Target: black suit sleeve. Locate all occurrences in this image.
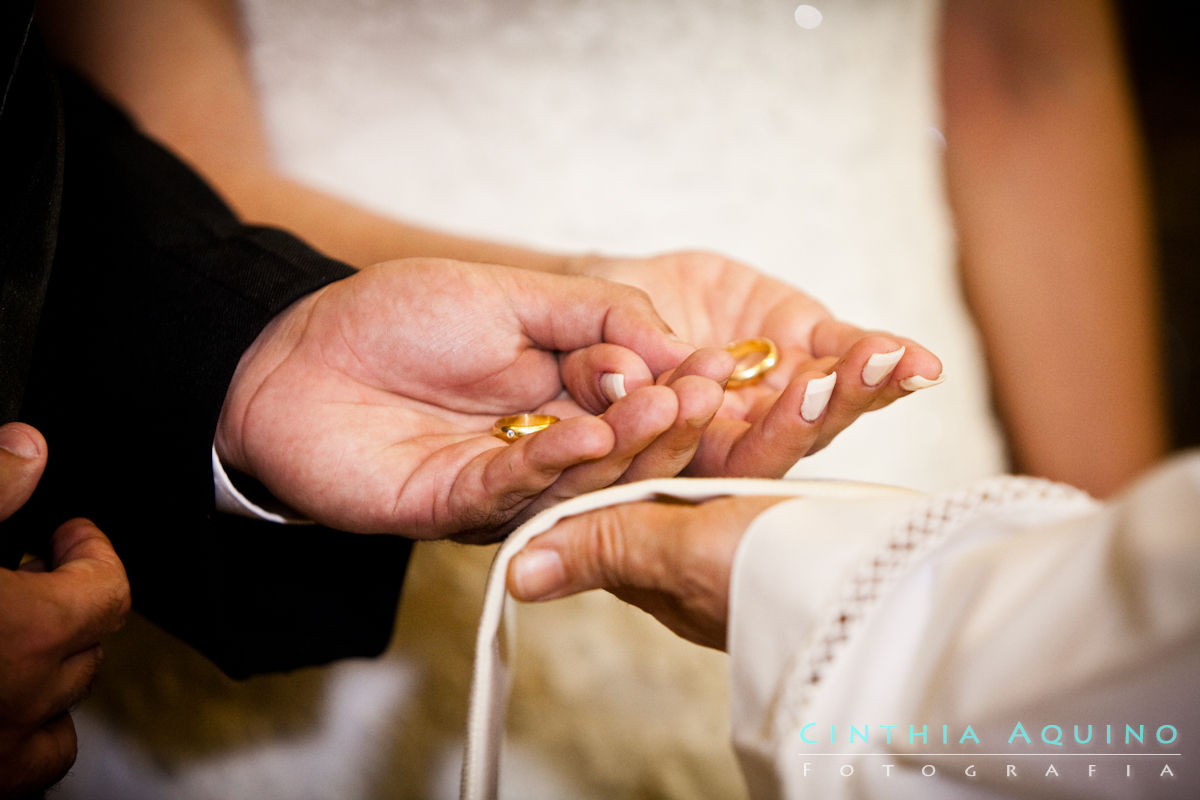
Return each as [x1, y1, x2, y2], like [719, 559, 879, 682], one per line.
[15, 70, 411, 679]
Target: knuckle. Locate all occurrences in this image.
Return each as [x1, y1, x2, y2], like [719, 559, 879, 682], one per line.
[108, 581, 133, 627]
[660, 434, 701, 466]
[591, 516, 629, 588]
[41, 716, 80, 783]
[586, 504, 660, 589]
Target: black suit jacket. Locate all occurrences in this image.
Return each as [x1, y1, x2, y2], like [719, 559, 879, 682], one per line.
[2, 5, 410, 678]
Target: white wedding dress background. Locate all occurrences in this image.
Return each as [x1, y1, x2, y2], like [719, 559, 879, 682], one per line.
[62, 1, 1007, 798]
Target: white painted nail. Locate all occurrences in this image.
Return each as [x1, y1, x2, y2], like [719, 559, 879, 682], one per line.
[600, 373, 627, 403]
[861, 346, 905, 387]
[801, 372, 837, 422]
[899, 374, 945, 392]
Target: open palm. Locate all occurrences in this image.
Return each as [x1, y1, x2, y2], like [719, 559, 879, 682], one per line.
[216, 258, 712, 541]
[575, 251, 945, 476]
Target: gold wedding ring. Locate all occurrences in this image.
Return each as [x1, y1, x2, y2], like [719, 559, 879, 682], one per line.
[492, 413, 560, 442]
[725, 337, 779, 389]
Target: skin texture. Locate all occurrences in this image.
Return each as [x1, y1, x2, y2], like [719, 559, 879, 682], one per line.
[940, 0, 1167, 495]
[0, 423, 131, 799]
[39, 1, 945, 519]
[506, 495, 784, 650]
[215, 258, 939, 541]
[39, 0, 1167, 498]
[215, 258, 720, 540]
[568, 251, 944, 477]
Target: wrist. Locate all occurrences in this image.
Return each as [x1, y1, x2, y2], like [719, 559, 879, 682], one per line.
[216, 286, 324, 475]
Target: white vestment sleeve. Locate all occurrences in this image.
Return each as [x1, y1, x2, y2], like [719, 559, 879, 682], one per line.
[728, 453, 1200, 800]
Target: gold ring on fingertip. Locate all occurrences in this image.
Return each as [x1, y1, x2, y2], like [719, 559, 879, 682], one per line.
[492, 413, 560, 442]
[724, 337, 779, 389]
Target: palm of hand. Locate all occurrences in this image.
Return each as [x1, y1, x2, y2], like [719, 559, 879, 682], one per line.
[588, 250, 826, 338]
[582, 252, 833, 421]
[218, 259, 686, 539]
[578, 251, 943, 477]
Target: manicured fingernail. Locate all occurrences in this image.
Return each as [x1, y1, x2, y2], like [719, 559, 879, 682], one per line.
[510, 549, 567, 601]
[600, 373, 627, 402]
[861, 346, 905, 387]
[899, 374, 945, 391]
[800, 372, 837, 422]
[0, 425, 40, 460]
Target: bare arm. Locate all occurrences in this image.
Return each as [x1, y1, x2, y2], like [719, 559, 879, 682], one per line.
[37, 0, 567, 271]
[39, 0, 948, 486]
[940, 0, 1168, 496]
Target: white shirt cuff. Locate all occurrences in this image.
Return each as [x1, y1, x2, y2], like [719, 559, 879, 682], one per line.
[211, 445, 312, 524]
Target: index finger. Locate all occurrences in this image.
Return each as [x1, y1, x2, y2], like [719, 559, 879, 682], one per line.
[811, 318, 944, 387]
[503, 269, 696, 377]
[46, 518, 131, 652]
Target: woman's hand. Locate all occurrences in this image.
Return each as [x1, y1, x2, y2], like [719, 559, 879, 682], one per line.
[570, 251, 945, 477]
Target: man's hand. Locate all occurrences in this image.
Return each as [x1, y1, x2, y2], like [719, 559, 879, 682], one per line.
[0, 423, 131, 799]
[506, 495, 787, 649]
[216, 258, 732, 541]
[571, 251, 946, 476]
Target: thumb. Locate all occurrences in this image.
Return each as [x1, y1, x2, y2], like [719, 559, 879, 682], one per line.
[0, 422, 48, 521]
[507, 502, 683, 602]
[507, 496, 782, 650]
[47, 518, 132, 647]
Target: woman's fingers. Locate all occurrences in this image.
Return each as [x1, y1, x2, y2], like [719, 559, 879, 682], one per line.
[689, 368, 837, 477]
[811, 319, 944, 393]
[559, 343, 656, 414]
[687, 330, 946, 477]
